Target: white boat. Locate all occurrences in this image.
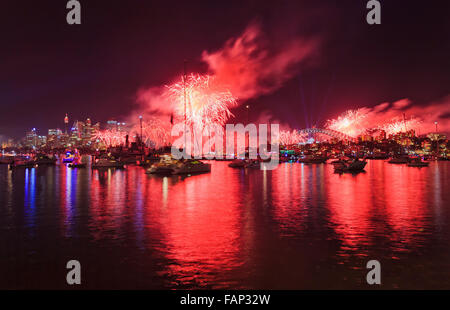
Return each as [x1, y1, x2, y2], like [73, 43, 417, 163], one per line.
[146, 155, 179, 174]
[147, 155, 211, 175]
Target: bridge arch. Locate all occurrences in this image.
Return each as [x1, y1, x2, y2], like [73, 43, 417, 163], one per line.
[298, 128, 357, 142]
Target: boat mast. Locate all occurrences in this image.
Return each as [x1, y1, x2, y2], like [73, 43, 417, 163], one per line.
[184, 60, 187, 155]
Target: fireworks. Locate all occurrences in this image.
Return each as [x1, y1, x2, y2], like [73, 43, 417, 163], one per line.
[326, 107, 423, 138]
[325, 109, 368, 137]
[165, 74, 237, 129]
[132, 117, 171, 149]
[93, 129, 127, 147]
[278, 130, 308, 145]
[379, 118, 422, 135]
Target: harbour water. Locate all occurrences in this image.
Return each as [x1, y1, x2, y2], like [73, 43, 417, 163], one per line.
[1, 160, 449, 289]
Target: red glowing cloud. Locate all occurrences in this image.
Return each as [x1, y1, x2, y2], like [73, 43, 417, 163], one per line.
[202, 22, 319, 100]
[133, 22, 319, 127]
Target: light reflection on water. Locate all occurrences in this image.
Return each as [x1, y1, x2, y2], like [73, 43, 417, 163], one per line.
[0, 160, 449, 289]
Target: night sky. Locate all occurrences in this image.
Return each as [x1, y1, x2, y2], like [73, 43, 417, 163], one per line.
[1, 0, 449, 139]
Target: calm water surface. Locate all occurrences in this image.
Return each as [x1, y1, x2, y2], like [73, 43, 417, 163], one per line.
[1, 160, 449, 289]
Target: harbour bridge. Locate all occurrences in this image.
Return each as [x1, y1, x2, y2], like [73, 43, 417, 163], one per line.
[297, 128, 357, 143]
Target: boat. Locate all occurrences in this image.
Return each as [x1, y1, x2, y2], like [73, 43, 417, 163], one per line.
[35, 154, 57, 165]
[407, 158, 429, 167]
[119, 155, 140, 165]
[366, 152, 389, 160]
[388, 156, 410, 164]
[92, 155, 124, 169]
[0, 155, 14, 164]
[10, 157, 36, 169]
[215, 155, 234, 161]
[139, 154, 161, 167]
[245, 160, 261, 169]
[68, 154, 86, 168]
[330, 157, 351, 165]
[62, 151, 75, 163]
[68, 163, 86, 168]
[146, 155, 179, 174]
[172, 159, 211, 175]
[334, 158, 367, 173]
[298, 155, 328, 164]
[228, 159, 247, 168]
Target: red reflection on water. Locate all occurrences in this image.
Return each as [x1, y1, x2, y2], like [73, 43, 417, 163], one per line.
[59, 165, 75, 237]
[326, 160, 429, 253]
[145, 163, 244, 288]
[271, 163, 307, 235]
[381, 163, 428, 249]
[326, 163, 372, 249]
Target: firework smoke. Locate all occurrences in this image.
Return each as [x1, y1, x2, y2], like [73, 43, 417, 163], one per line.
[135, 22, 318, 125]
[202, 22, 318, 101]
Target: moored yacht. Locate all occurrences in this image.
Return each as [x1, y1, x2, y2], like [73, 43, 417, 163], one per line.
[334, 158, 367, 173]
[0, 155, 14, 164]
[35, 154, 57, 165]
[407, 158, 429, 167]
[146, 155, 179, 174]
[172, 159, 211, 175]
[92, 155, 124, 169]
[10, 156, 36, 169]
[228, 159, 247, 168]
[388, 156, 410, 164]
[298, 155, 328, 164]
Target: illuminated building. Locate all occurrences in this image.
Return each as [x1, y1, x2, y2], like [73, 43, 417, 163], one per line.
[64, 113, 69, 134]
[67, 118, 100, 147]
[25, 128, 38, 148]
[376, 130, 386, 141]
[47, 128, 63, 148]
[359, 134, 373, 142]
